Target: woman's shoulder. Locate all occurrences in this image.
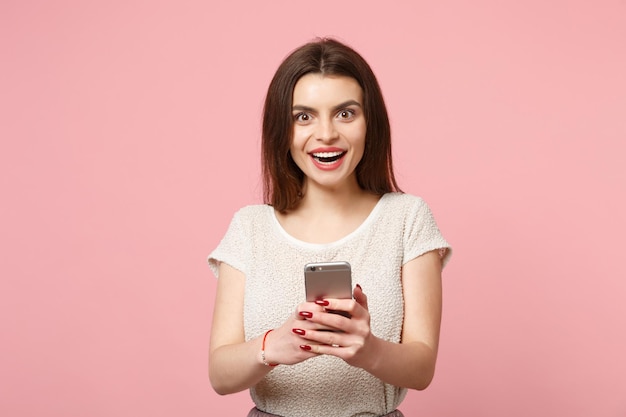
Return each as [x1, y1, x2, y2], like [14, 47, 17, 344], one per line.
[231, 203, 273, 223]
[234, 203, 271, 215]
[381, 192, 428, 210]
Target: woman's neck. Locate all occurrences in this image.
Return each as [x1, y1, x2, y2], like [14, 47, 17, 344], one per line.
[275, 179, 382, 244]
[296, 179, 371, 216]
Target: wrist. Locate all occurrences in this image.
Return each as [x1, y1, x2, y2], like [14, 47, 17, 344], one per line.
[260, 329, 279, 367]
[360, 333, 384, 371]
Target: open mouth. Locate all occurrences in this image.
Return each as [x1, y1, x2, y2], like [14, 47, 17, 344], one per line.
[310, 151, 346, 164]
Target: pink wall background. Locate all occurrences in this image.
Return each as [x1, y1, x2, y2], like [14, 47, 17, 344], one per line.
[1, 1, 625, 416]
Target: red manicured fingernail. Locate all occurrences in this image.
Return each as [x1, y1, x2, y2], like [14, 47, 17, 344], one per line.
[300, 345, 312, 351]
[315, 300, 329, 306]
[292, 328, 305, 335]
[299, 311, 313, 318]
[356, 283, 362, 290]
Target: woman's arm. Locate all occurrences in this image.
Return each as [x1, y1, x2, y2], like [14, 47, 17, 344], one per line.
[209, 262, 321, 394]
[209, 263, 272, 395]
[366, 249, 443, 389]
[293, 250, 443, 390]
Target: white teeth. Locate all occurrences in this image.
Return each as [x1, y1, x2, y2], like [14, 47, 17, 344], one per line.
[312, 151, 344, 158]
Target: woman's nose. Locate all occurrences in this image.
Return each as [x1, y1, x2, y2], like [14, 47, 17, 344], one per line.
[315, 119, 339, 142]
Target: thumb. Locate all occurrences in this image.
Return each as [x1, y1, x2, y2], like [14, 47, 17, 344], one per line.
[353, 284, 369, 311]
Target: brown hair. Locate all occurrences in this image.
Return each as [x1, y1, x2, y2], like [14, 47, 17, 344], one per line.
[262, 38, 401, 212]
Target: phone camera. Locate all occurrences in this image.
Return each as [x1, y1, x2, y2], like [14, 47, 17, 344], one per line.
[310, 266, 316, 271]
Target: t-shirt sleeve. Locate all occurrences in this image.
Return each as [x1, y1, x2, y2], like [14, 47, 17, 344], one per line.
[402, 197, 452, 267]
[207, 210, 250, 278]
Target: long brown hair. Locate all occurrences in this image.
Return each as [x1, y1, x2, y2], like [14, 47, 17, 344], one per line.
[262, 38, 401, 212]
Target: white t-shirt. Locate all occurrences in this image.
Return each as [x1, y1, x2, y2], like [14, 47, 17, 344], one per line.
[209, 192, 452, 417]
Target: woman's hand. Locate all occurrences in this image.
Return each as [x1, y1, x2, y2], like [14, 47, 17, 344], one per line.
[290, 284, 379, 369]
[261, 299, 335, 366]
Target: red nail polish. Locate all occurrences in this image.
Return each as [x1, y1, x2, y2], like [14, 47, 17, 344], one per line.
[356, 283, 362, 290]
[315, 300, 330, 306]
[299, 311, 313, 318]
[292, 328, 305, 335]
[300, 345, 312, 351]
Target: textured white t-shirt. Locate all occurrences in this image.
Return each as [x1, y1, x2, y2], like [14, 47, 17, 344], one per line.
[208, 193, 452, 417]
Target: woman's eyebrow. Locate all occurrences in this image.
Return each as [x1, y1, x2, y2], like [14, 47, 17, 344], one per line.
[292, 104, 316, 113]
[332, 100, 362, 111]
[292, 100, 363, 113]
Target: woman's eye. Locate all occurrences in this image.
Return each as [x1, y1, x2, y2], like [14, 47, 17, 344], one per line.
[294, 113, 310, 122]
[338, 110, 355, 120]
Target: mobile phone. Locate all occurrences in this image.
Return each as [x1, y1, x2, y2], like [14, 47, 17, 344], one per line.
[304, 261, 352, 319]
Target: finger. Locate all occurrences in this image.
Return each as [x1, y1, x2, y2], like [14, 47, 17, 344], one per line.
[310, 302, 355, 329]
[303, 327, 349, 347]
[292, 328, 334, 339]
[325, 333, 343, 348]
[294, 306, 306, 320]
[296, 310, 313, 320]
[353, 283, 368, 311]
[295, 301, 325, 320]
[316, 298, 353, 314]
[306, 342, 343, 355]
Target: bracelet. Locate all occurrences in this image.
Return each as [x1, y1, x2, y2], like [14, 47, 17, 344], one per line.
[261, 329, 278, 367]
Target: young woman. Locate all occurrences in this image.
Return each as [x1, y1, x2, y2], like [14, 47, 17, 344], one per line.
[208, 38, 451, 417]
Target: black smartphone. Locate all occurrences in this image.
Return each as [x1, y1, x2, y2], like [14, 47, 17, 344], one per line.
[304, 261, 352, 319]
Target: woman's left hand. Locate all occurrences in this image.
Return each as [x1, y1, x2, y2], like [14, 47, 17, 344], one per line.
[291, 284, 378, 369]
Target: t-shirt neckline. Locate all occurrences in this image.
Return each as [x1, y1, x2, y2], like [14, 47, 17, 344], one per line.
[269, 193, 390, 250]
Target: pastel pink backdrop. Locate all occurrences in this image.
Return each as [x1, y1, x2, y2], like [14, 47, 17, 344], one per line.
[1, 1, 625, 416]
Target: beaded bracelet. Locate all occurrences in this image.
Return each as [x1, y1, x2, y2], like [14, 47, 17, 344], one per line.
[261, 329, 278, 367]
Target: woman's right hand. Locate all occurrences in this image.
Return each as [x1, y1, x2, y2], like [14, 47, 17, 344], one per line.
[210, 263, 336, 394]
[262, 300, 328, 366]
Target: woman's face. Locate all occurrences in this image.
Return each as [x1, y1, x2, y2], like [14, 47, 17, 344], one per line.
[290, 73, 366, 192]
